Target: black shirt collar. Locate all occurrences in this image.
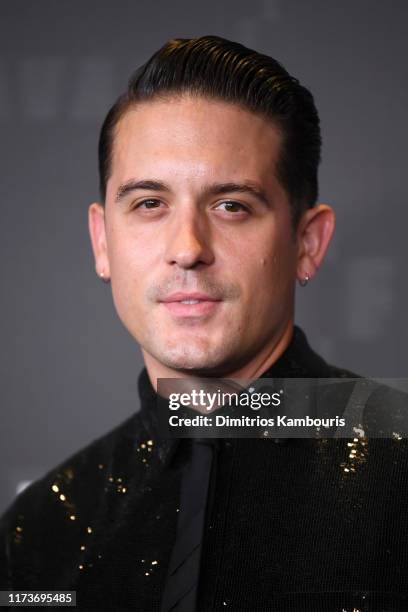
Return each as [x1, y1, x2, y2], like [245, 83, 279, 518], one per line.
[136, 326, 330, 464]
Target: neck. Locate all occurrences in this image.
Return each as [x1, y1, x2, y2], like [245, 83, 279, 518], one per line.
[142, 321, 294, 392]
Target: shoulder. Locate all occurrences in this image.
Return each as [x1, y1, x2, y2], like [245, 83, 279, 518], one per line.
[300, 332, 408, 436]
[1, 410, 141, 516]
[0, 411, 146, 587]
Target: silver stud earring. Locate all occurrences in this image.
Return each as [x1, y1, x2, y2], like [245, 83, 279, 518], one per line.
[99, 271, 110, 284]
[299, 273, 309, 287]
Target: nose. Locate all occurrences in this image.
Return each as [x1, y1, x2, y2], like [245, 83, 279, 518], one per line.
[165, 210, 214, 270]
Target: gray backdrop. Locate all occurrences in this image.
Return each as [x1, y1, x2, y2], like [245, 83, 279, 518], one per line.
[1, 0, 407, 513]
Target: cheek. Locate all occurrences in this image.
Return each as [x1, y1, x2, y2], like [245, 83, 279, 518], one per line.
[107, 223, 155, 278]
[107, 239, 145, 314]
[236, 245, 297, 311]
[234, 232, 295, 280]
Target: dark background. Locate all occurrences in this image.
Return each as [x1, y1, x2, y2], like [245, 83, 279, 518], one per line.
[1, 0, 407, 513]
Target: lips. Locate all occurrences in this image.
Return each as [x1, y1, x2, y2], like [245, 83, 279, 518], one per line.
[160, 292, 222, 317]
[161, 292, 220, 303]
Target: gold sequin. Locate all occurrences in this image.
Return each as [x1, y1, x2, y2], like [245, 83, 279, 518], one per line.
[340, 438, 368, 475]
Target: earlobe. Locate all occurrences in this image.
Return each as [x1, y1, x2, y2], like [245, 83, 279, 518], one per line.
[88, 202, 111, 280]
[296, 204, 335, 283]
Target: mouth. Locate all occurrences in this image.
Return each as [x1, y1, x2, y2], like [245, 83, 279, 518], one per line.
[159, 292, 222, 318]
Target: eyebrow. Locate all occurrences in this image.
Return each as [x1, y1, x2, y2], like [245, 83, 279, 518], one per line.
[115, 179, 170, 202]
[206, 182, 270, 208]
[115, 178, 271, 208]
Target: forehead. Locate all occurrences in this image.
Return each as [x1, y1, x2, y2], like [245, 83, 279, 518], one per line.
[108, 95, 284, 197]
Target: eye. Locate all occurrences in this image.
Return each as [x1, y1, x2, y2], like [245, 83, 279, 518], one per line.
[132, 198, 163, 210]
[215, 200, 249, 214]
[128, 198, 168, 219]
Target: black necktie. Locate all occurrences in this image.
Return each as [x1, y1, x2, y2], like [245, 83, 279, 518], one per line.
[160, 438, 219, 612]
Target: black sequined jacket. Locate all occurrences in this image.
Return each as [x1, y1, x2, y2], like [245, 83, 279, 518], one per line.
[1, 327, 408, 611]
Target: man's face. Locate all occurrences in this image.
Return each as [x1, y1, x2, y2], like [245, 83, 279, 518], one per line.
[95, 95, 301, 375]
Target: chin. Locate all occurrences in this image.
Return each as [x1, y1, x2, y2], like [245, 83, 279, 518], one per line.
[155, 342, 229, 373]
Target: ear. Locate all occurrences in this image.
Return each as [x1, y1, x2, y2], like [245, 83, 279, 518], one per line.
[296, 204, 335, 282]
[88, 202, 111, 280]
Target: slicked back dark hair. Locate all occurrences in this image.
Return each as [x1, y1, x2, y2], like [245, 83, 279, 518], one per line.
[98, 35, 321, 226]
